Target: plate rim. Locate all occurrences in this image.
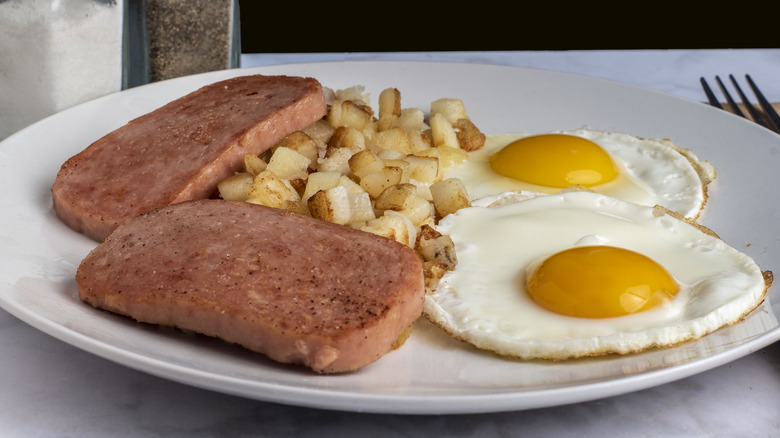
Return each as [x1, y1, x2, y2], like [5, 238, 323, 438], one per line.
[1, 59, 779, 415]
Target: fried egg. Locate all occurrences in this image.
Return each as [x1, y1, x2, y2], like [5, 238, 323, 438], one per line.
[444, 128, 716, 219]
[424, 191, 770, 360]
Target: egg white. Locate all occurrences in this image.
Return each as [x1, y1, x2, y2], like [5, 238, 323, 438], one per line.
[424, 191, 769, 360]
[443, 128, 716, 219]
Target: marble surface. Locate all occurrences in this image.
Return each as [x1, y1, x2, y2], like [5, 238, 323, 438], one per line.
[2, 49, 780, 437]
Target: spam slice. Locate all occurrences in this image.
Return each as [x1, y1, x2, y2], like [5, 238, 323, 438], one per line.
[52, 74, 327, 242]
[76, 199, 426, 374]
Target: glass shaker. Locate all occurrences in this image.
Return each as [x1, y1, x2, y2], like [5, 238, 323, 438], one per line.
[142, 0, 241, 83]
[0, 0, 126, 140]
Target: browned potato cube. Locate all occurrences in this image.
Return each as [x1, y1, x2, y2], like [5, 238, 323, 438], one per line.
[302, 119, 336, 150]
[454, 118, 486, 152]
[243, 154, 268, 176]
[374, 183, 417, 211]
[281, 199, 310, 216]
[266, 146, 311, 181]
[302, 171, 342, 202]
[377, 87, 401, 131]
[274, 131, 320, 165]
[359, 165, 404, 198]
[328, 99, 375, 135]
[248, 170, 301, 209]
[381, 158, 411, 183]
[326, 126, 366, 155]
[348, 149, 384, 178]
[430, 113, 460, 149]
[319, 147, 355, 174]
[405, 154, 441, 183]
[217, 172, 253, 201]
[307, 185, 351, 225]
[422, 260, 450, 291]
[430, 177, 471, 218]
[369, 127, 412, 155]
[430, 98, 468, 124]
[416, 224, 458, 268]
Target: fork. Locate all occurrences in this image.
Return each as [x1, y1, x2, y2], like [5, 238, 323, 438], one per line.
[700, 74, 780, 133]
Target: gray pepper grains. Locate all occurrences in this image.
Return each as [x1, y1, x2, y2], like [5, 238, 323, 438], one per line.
[144, 0, 240, 82]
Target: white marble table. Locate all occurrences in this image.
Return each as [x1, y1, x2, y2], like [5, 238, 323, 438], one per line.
[2, 49, 779, 437]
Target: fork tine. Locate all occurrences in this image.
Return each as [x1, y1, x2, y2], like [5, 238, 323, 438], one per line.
[701, 74, 780, 134]
[700, 77, 723, 109]
[728, 74, 769, 129]
[745, 74, 780, 132]
[716, 76, 746, 118]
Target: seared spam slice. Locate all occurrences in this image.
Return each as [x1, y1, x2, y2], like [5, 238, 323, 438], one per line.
[52, 74, 327, 241]
[76, 199, 425, 374]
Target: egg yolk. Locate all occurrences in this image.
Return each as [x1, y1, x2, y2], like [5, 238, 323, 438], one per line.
[489, 134, 619, 188]
[526, 246, 679, 318]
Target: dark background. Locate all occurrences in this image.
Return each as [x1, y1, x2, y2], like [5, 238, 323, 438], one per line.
[237, 1, 780, 53]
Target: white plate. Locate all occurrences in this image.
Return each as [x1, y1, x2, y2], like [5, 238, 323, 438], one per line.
[1, 61, 779, 415]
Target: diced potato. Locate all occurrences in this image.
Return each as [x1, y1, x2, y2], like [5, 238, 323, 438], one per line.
[359, 165, 404, 198]
[369, 127, 412, 155]
[422, 260, 450, 291]
[213, 85, 480, 275]
[407, 129, 432, 153]
[217, 172, 253, 201]
[374, 183, 417, 211]
[409, 180, 433, 201]
[280, 199, 310, 215]
[347, 221, 368, 230]
[302, 119, 336, 150]
[274, 131, 320, 166]
[348, 149, 384, 179]
[454, 118, 486, 152]
[436, 145, 469, 167]
[318, 146, 355, 174]
[248, 170, 301, 209]
[415, 145, 440, 160]
[348, 191, 376, 223]
[396, 108, 426, 133]
[429, 112, 460, 149]
[327, 99, 375, 135]
[302, 171, 342, 202]
[326, 126, 366, 155]
[288, 177, 307, 197]
[377, 149, 405, 160]
[416, 224, 458, 268]
[429, 177, 471, 218]
[307, 185, 351, 225]
[405, 154, 441, 183]
[243, 154, 268, 176]
[430, 98, 468, 124]
[338, 174, 365, 195]
[384, 210, 417, 247]
[266, 146, 311, 181]
[377, 87, 401, 131]
[360, 222, 396, 239]
[334, 85, 370, 105]
[399, 196, 436, 226]
[363, 213, 413, 246]
[381, 158, 411, 183]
